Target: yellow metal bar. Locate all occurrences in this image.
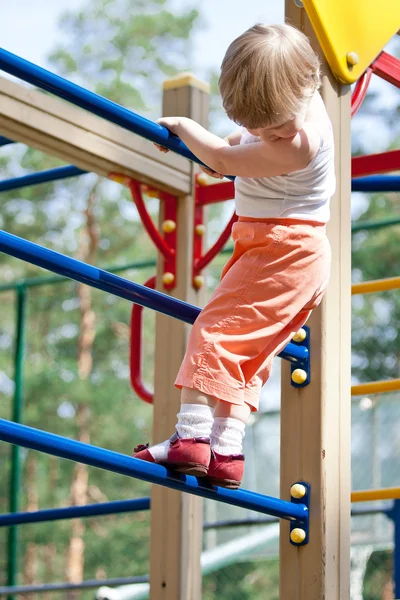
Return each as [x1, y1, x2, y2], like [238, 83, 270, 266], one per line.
[351, 487, 400, 503]
[351, 379, 400, 396]
[352, 276, 400, 295]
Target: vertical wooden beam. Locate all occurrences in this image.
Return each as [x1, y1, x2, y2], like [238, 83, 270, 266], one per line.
[149, 74, 210, 600]
[280, 3, 352, 599]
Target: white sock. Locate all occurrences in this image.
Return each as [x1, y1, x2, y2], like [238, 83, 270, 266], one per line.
[175, 403, 214, 439]
[210, 417, 246, 456]
[147, 403, 214, 461]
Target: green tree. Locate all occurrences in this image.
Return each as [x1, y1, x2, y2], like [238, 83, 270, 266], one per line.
[0, 1, 203, 597]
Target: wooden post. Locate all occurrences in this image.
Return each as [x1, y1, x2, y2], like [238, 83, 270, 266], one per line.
[149, 74, 210, 600]
[280, 3, 352, 599]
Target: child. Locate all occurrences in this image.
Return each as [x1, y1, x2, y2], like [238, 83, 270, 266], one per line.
[134, 23, 334, 489]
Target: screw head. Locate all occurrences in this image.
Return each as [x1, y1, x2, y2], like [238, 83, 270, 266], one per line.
[162, 272, 175, 286]
[292, 328, 306, 343]
[193, 275, 205, 289]
[197, 173, 209, 186]
[291, 483, 307, 499]
[291, 368, 307, 385]
[290, 528, 306, 544]
[162, 219, 176, 234]
[346, 52, 359, 67]
[195, 224, 206, 236]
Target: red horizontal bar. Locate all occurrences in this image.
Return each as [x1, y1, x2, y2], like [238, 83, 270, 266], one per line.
[372, 52, 400, 89]
[196, 181, 235, 206]
[352, 150, 400, 177]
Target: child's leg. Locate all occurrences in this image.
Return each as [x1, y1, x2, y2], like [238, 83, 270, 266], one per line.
[133, 386, 216, 476]
[206, 400, 251, 489]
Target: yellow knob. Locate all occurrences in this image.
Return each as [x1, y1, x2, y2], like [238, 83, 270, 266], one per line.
[197, 173, 209, 186]
[162, 272, 175, 286]
[291, 369, 307, 385]
[195, 224, 206, 236]
[292, 328, 306, 343]
[162, 219, 176, 234]
[193, 275, 205, 289]
[146, 188, 160, 198]
[346, 52, 359, 67]
[109, 173, 128, 185]
[290, 483, 306, 499]
[290, 528, 306, 544]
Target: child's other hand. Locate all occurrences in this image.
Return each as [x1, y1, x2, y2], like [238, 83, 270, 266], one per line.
[199, 165, 224, 179]
[153, 143, 169, 153]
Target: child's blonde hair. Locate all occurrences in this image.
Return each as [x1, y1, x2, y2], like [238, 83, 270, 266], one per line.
[219, 23, 321, 129]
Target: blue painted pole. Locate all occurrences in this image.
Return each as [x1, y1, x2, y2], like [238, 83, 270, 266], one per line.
[0, 230, 308, 364]
[0, 497, 150, 527]
[0, 48, 203, 167]
[0, 166, 87, 193]
[0, 136, 14, 147]
[0, 418, 308, 523]
[0, 576, 149, 596]
[351, 175, 400, 192]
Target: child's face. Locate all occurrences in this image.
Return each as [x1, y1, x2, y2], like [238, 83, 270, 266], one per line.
[246, 107, 307, 142]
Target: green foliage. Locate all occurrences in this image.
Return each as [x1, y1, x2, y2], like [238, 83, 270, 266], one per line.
[0, 0, 203, 594]
[203, 559, 279, 600]
[352, 194, 400, 382]
[362, 550, 393, 600]
[49, 0, 201, 112]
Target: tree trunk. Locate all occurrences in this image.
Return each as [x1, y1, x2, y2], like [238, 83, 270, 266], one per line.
[65, 189, 99, 599]
[43, 543, 57, 600]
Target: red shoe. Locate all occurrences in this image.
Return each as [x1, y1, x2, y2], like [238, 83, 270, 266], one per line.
[205, 450, 245, 489]
[133, 432, 211, 477]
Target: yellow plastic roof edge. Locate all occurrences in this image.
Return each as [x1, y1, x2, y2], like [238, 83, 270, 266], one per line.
[302, 0, 400, 84]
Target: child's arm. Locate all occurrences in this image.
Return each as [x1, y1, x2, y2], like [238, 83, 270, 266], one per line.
[224, 129, 243, 146]
[198, 129, 243, 178]
[157, 117, 319, 178]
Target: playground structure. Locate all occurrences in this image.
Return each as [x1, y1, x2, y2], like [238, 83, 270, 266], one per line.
[0, 1, 399, 598]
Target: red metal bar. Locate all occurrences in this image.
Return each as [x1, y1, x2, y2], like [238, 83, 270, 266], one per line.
[351, 68, 373, 117]
[128, 180, 174, 260]
[158, 188, 178, 290]
[194, 212, 238, 273]
[372, 51, 400, 89]
[352, 149, 400, 177]
[196, 180, 235, 205]
[130, 276, 155, 404]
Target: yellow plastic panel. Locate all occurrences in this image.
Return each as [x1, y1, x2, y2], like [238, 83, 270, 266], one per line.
[302, 0, 400, 83]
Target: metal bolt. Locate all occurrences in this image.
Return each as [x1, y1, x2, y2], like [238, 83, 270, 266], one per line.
[346, 52, 359, 67]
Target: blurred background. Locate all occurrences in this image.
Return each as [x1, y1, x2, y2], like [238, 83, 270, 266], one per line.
[0, 1, 399, 599]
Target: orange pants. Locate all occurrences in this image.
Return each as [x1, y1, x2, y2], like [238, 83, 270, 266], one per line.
[175, 217, 331, 411]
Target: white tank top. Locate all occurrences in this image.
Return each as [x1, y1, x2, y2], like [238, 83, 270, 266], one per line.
[234, 129, 335, 222]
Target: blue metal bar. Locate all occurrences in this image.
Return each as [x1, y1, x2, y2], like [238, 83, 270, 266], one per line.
[0, 497, 150, 527]
[0, 136, 14, 147]
[0, 48, 207, 169]
[0, 230, 308, 364]
[0, 576, 148, 596]
[0, 165, 87, 193]
[0, 418, 308, 523]
[0, 500, 389, 530]
[204, 505, 392, 530]
[352, 175, 400, 192]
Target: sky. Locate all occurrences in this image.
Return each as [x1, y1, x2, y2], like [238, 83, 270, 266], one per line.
[0, 0, 284, 73]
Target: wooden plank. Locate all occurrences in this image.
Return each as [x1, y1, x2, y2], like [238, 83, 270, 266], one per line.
[149, 75, 210, 600]
[0, 76, 191, 194]
[279, 4, 351, 599]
